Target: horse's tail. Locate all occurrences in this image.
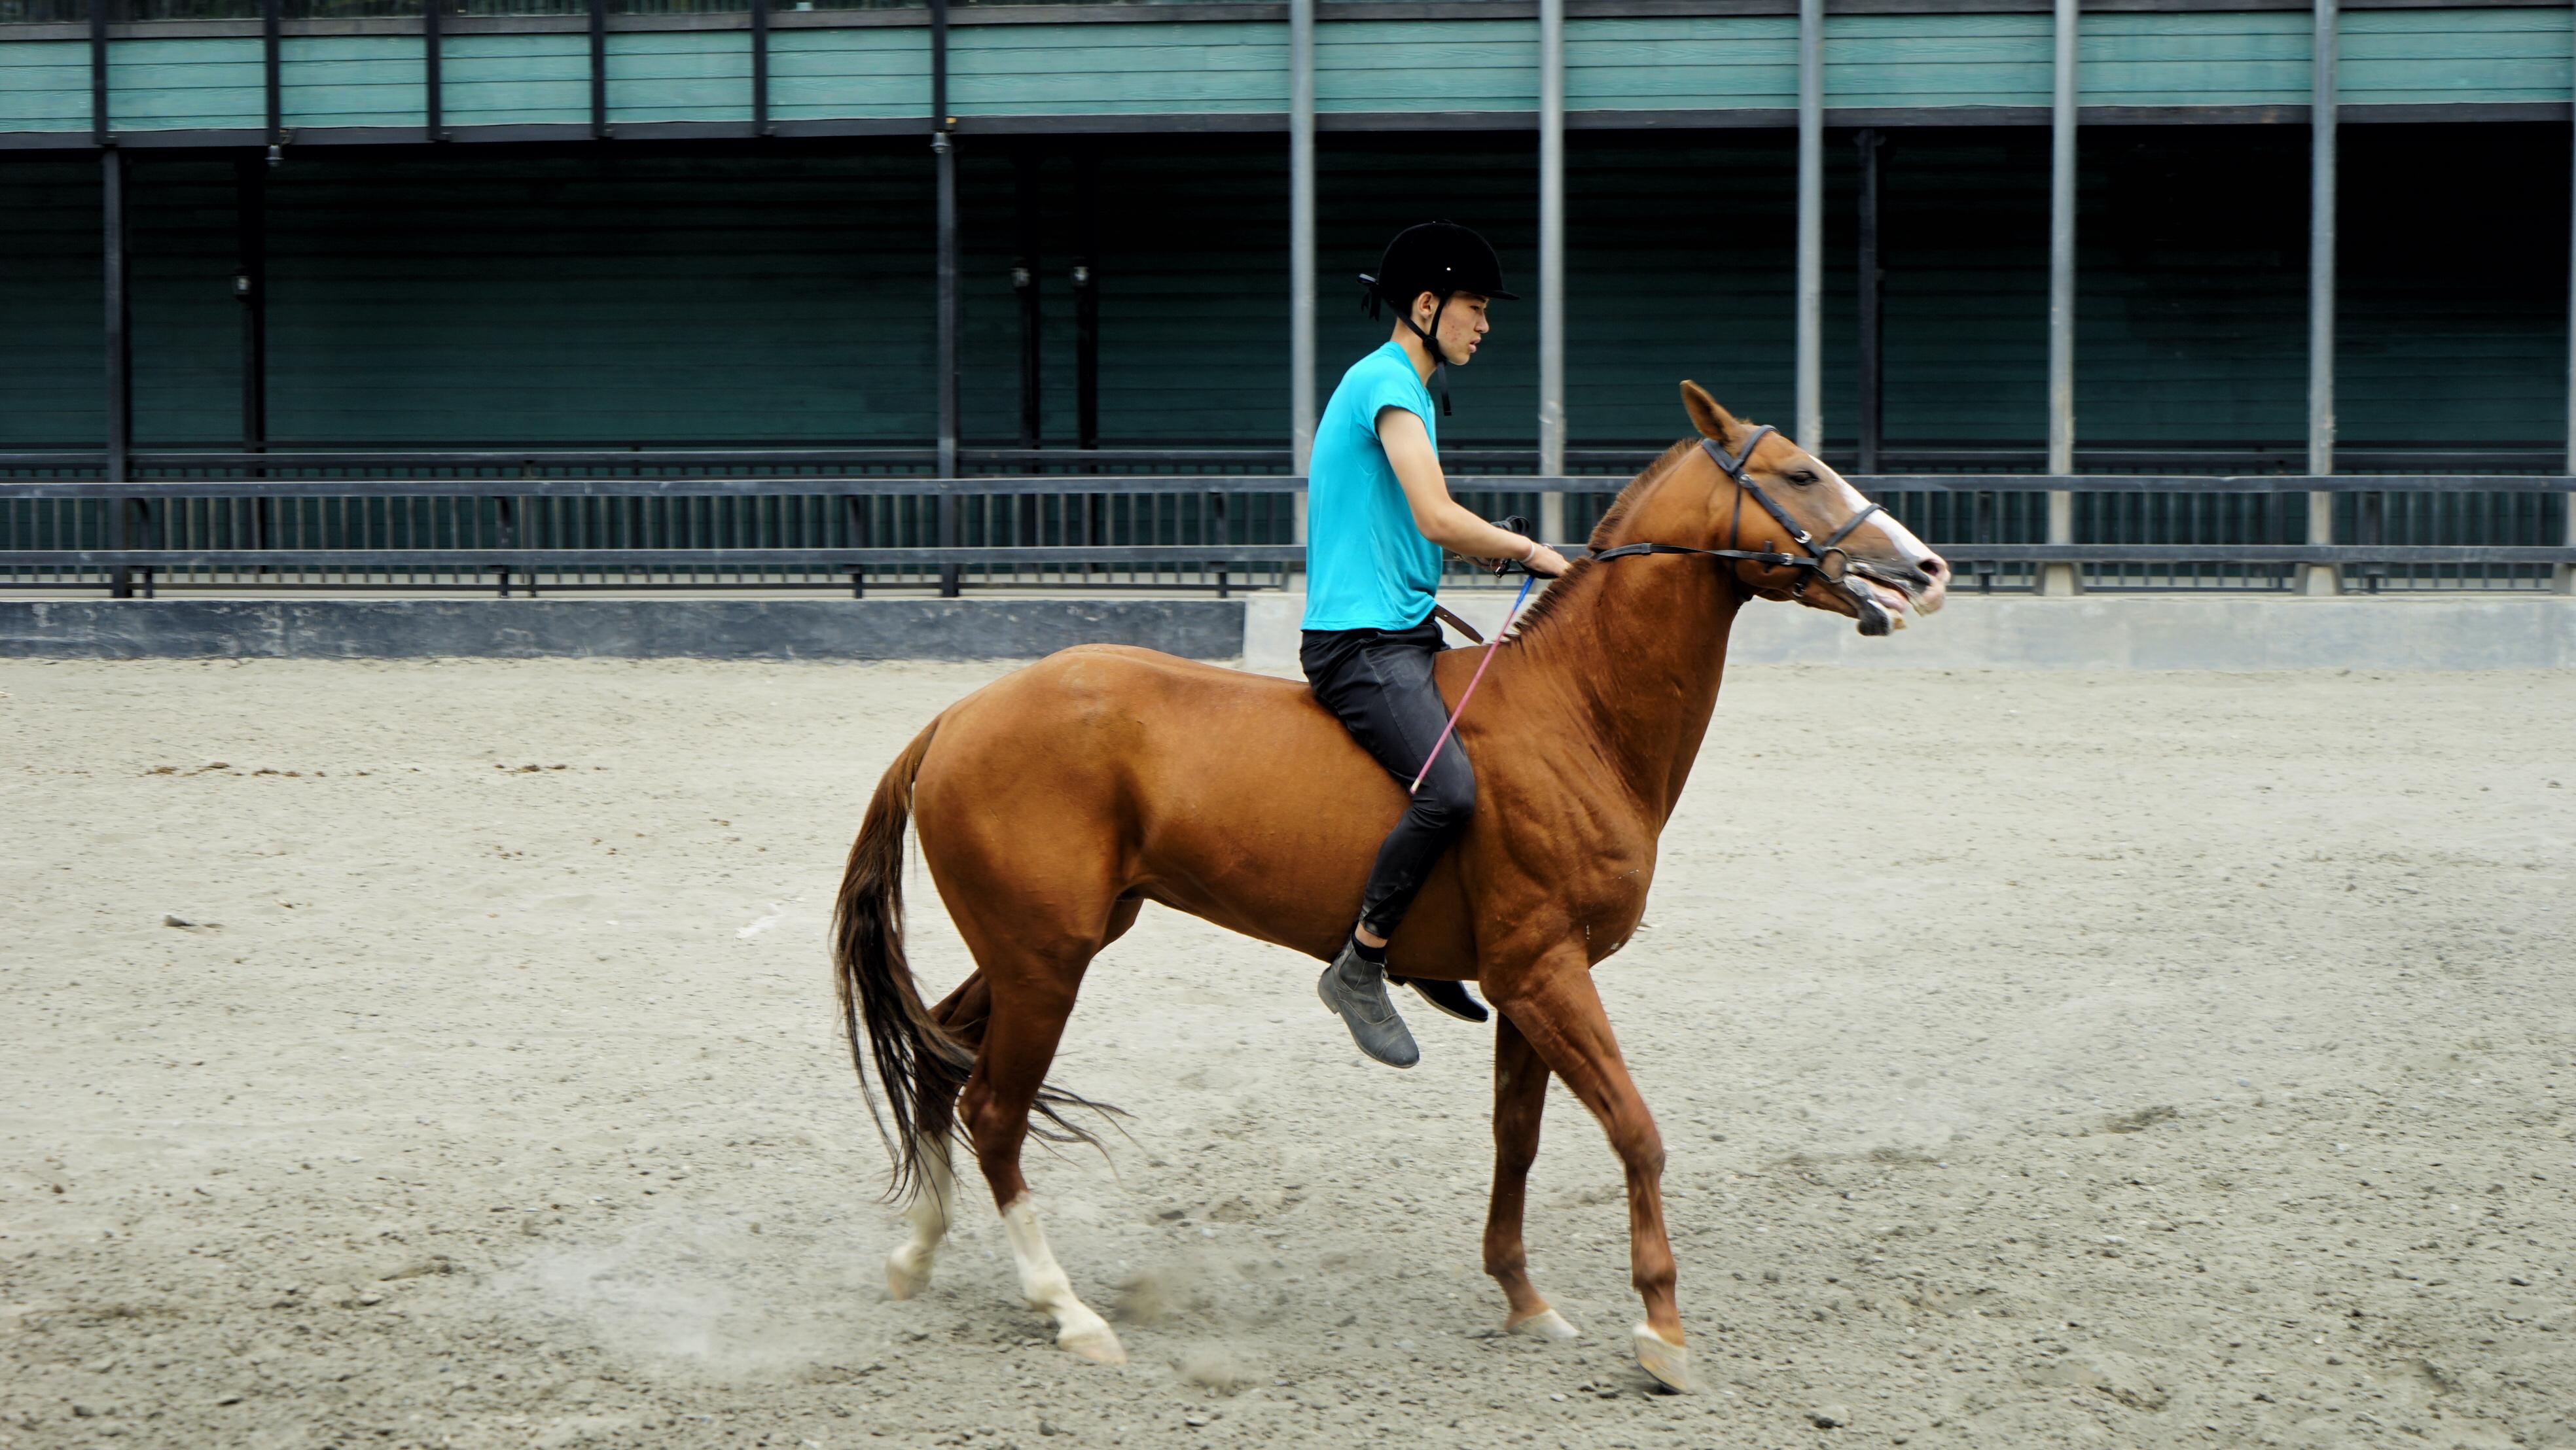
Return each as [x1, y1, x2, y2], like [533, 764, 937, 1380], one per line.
[832, 718, 972, 1201]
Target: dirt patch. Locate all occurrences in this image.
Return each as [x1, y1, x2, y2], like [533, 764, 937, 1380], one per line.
[3, 658, 2573, 1449]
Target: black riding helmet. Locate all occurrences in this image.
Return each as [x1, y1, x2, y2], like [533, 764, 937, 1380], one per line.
[1359, 221, 1516, 416]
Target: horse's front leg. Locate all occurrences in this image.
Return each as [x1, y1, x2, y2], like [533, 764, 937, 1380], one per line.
[1486, 1012, 1581, 1341]
[1494, 959, 1690, 1392]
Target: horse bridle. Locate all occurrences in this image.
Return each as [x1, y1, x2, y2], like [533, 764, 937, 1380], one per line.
[1589, 426, 1886, 601]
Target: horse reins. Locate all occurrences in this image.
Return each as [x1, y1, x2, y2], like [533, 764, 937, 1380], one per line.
[1590, 426, 1885, 600]
[1410, 436, 1887, 787]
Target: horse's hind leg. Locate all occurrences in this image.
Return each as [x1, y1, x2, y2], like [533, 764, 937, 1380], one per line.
[952, 936, 1126, 1365]
[886, 976, 992, 1301]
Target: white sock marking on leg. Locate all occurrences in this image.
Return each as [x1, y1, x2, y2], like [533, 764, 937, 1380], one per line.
[887, 1135, 954, 1291]
[999, 1194, 1118, 1354]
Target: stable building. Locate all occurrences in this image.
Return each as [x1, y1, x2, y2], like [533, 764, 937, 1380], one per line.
[2, 0, 2569, 595]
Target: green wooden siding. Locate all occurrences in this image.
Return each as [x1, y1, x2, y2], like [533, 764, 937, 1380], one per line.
[954, 22, 1283, 115]
[283, 35, 425, 129]
[0, 40, 86, 133]
[1319, 19, 1537, 113]
[1567, 18, 1791, 110]
[2344, 7, 2573, 106]
[440, 31, 588, 128]
[607, 30, 752, 125]
[2079, 12, 2308, 107]
[108, 37, 264, 132]
[768, 26, 925, 121]
[1831, 14, 2052, 109]
[4, 10, 2569, 137]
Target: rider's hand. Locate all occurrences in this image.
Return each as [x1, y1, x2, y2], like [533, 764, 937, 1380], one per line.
[1521, 542, 1572, 578]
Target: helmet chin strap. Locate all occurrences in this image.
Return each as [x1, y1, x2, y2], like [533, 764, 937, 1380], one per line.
[1401, 295, 1456, 417]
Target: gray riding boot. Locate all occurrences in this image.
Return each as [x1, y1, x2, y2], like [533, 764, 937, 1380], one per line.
[1318, 940, 1421, 1069]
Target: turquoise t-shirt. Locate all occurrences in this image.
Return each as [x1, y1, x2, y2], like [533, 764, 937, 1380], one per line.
[1302, 342, 1443, 632]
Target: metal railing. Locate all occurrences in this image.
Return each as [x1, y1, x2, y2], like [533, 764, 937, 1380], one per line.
[3, 453, 2567, 598]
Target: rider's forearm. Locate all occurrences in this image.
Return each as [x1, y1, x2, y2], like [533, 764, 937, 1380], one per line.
[1413, 500, 1539, 561]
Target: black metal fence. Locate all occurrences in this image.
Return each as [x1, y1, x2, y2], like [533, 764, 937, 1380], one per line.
[3, 451, 2567, 597]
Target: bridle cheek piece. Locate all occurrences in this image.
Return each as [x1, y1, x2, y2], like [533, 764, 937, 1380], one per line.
[1590, 425, 1886, 603]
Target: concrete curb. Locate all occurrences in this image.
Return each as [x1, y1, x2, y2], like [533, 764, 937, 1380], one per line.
[0, 599, 1245, 662]
[5, 595, 2569, 669]
[1244, 593, 2576, 672]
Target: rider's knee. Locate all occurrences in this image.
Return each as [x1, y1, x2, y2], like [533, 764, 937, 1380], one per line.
[1416, 771, 1477, 832]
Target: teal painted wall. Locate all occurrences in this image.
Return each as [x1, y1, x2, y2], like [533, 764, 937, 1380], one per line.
[770, 26, 925, 120]
[607, 30, 752, 125]
[7, 10, 2569, 136]
[441, 32, 588, 128]
[283, 35, 425, 129]
[1568, 17, 1793, 110]
[0, 40, 86, 133]
[2081, 12, 2308, 107]
[108, 37, 263, 132]
[2345, 7, 2573, 105]
[1320, 19, 1537, 112]
[956, 22, 1283, 115]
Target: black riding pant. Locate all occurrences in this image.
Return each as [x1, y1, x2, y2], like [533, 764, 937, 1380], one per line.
[1301, 618, 1477, 940]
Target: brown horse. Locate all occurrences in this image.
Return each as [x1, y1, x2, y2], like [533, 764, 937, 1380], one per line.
[831, 382, 1950, 1390]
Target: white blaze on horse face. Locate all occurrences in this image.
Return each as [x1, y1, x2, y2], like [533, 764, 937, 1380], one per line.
[999, 1195, 1127, 1365]
[1810, 460, 1949, 616]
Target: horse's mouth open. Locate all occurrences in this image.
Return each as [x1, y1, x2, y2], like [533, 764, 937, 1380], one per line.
[1848, 563, 1946, 631]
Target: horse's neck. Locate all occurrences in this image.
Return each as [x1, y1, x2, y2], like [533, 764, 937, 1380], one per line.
[1514, 528, 1742, 825]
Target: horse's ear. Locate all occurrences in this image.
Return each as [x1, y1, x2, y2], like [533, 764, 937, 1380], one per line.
[1679, 381, 1740, 445]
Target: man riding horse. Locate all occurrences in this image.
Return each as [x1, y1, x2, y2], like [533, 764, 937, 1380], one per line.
[833, 222, 1954, 1387]
[1308, 221, 1571, 1070]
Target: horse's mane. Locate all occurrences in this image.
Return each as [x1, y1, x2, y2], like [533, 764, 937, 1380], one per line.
[1505, 437, 1700, 643]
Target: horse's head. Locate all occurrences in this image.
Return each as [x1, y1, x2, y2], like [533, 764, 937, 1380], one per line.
[1675, 381, 1948, 634]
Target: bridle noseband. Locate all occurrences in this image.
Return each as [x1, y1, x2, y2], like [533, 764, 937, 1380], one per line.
[1590, 425, 1886, 601]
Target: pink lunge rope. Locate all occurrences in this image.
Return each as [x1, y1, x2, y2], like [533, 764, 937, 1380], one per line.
[1410, 572, 1540, 795]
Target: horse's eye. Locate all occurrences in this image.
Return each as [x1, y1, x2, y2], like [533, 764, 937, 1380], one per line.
[1788, 470, 1818, 486]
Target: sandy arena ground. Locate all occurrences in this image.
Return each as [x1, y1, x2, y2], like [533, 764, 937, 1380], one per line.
[3, 654, 2572, 1450]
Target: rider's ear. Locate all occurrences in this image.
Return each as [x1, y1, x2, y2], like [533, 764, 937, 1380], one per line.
[1679, 381, 1741, 446]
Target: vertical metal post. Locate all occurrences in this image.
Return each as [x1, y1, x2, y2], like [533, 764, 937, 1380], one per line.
[1795, 0, 1823, 452]
[2305, 0, 2339, 595]
[2041, 0, 2080, 596]
[1075, 147, 1100, 456]
[749, 0, 770, 138]
[262, 0, 281, 156]
[2564, 27, 2575, 594]
[88, 0, 109, 145]
[1289, 0, 1316, 544]
[1537, 0, 1567, 544]
[103, 148, 134, 599]
[1074, 146, 1101, 560]
[1854, 128, 1883, 476]
[1013, 145, 1043, 556]
[588, 0, 609, 141]
[2555, 18, 2576, 595]
[424, 0, 445, 140]
[1014, 147, 1043, 456]
[236, 156, 270, 557]
[933, 0, 959, 595]
[235, 160, 267, 450]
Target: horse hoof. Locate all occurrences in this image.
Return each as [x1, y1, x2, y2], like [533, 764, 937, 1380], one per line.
[1631, 1323, 1692, 1392]
[885, 1250, 930, 1301]
[1509, 1308, 1581, 1342]
[1058, 1322, 1128, 1366]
